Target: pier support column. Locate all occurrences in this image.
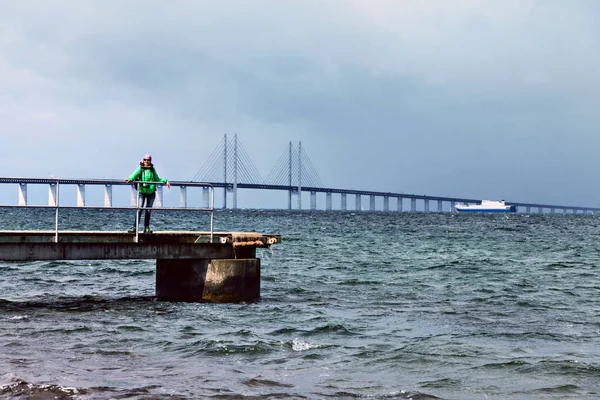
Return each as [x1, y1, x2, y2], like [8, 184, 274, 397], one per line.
[411, 198, 416, 212]
[18, 183, 27, 206]
[355, 194, 361, 211]
[424, 199, 430, 212]
[437, 200, 442, 212]
[370, 195, 375, 211]
[451, 201, 455, 212]
[341, 193, 347, 211]
[156, 258, 260, 302]
[526, 206, 531, 213]
[310, 191, 317, 210]
[383, 196, 389, 212]
[326, 192, 332, 210]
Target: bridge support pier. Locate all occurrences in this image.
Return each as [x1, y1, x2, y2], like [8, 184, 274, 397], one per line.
[437, 200, 442, 212]
[383, 196, 389, 212]
[310, 191, 317, 210]
[156, 258, 260, 302]
[355, 194, 361, 211]
[341, 193, 347, 211]
[424, 199, 430, 212]
[370, 195, 375, 211]
[326, 192, 332, 210]
[411, 198, 416, 212]
[397, 197, 403, 212]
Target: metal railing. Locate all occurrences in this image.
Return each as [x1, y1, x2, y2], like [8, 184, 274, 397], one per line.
[0, 178, 215, 243]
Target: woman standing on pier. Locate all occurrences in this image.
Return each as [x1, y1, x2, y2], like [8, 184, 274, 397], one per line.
[125, 154, 170, 233]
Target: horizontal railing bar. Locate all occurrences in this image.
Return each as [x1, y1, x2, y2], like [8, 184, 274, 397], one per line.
[0, 177, 216, 243]
[0, 205, 213, 211]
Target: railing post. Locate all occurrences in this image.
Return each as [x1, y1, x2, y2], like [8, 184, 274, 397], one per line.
[76, 184, 85, 207]
[104, 184, 112, 207]
[18, 183, 27, 206]
[180, 186, 187, 208]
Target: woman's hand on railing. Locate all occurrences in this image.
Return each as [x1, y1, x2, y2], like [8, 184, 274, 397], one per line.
[166, 181, 171, 189]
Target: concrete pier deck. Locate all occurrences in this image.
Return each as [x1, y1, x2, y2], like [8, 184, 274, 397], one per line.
[0, 230, 279, 261]
[0, 230, 280, 302]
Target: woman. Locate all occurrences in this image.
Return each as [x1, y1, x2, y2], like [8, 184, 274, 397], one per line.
[125, 154, 171, 233]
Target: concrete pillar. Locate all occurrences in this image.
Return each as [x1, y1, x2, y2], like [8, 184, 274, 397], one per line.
[18, 183, 27, 206]
[424, 199, 430, 212]
[76, 184, 85, 207]
[203, 187, 210, 208]
[526, 206, 531, 213]
[355, 194, 361, 211]
[155, 185, 163, 207]
[48, 184, 57, 206]
[130, 185, 138, 206]
[370, 195, 375, 211]
[310, 191, 317, 210]
[383, 196, 389, 212]
[326, 192, 332, 210]
[104, 184, 112, 207]
[437, 200, 442, 212]
[180, 186, 187, 208]
[397, 197, 403, 212]
[538, 207, 543, 214]
[451, 201, 455, 212]
[341, 193, 347, 211]
[155, 258, 260, 302]
[411, 198, 416, 212]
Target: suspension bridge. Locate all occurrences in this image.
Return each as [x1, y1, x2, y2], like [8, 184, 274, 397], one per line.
[191, 134, 600, 214]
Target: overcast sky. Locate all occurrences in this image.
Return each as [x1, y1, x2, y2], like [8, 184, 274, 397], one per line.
[2, 0, 600, 209]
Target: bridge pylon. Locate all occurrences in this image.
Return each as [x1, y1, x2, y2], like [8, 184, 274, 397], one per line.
[191, 134, 263, 209]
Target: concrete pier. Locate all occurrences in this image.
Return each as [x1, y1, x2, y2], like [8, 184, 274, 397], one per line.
[0, 230, 279, 303]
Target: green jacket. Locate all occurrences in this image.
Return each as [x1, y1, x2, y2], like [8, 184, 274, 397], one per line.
[128, 164, 168, 195]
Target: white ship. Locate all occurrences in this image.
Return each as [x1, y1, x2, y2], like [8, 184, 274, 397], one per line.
[455, 200, 516, 213]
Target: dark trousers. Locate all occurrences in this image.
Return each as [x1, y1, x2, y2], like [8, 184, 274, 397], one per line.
[135, 192, 156, 228]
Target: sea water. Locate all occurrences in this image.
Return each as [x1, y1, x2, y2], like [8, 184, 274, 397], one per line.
[1, 209, 599, 399]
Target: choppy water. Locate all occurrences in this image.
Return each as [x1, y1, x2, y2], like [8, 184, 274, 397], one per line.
[1, 209, 600, 399]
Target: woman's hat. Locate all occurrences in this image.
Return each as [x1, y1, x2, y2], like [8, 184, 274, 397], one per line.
[143, 154, 152, 161]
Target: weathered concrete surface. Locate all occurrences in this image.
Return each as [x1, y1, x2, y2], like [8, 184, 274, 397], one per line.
[155, 258, 260, 302]
[0, 231, 279, 261]
[0, 230, 280, 245]
[0, 242, 236, 261]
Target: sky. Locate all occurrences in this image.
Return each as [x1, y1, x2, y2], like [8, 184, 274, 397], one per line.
[2, 0, 600, 209]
